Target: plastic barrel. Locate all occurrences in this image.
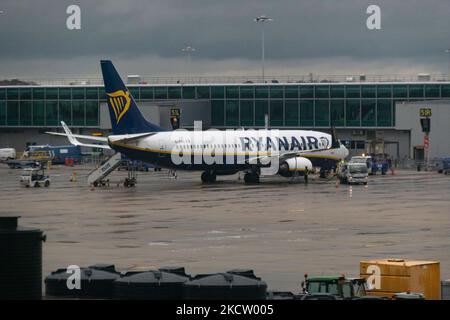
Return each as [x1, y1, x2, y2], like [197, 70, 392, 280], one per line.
[114, 270, 189, 299]
[183, 273, 267, 300]
[45, 264, 119, 299]
[159, 266, 191, 278]
[226, 269, 261, 280]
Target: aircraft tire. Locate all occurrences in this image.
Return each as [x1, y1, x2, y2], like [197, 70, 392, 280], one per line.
[201, 171, 216, 183]
[244, 172, 259, 184]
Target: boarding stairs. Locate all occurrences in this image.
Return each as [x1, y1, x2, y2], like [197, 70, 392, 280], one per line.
[87, 152, 122, 186]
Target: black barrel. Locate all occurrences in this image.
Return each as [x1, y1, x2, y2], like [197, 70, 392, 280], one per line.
[114, 270, 189, 299]
[0, 216, 46, 300]
[45, 265, 119, 298]
[159, 266, 191, 278]
[183, 273, 267, 300]
[226, 269, 261, 280]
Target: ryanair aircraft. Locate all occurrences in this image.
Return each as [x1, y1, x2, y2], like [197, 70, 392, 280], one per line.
[48, 61, 348, 183]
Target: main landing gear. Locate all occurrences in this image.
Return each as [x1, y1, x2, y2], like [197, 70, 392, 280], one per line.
[319, 168, 327, 178]
[201, 170, 217, 183]
[244, 171, 260, 184]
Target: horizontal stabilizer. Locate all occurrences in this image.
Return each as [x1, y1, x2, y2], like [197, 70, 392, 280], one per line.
[45, 131, 108, 142]
[45, 121, 111, 150]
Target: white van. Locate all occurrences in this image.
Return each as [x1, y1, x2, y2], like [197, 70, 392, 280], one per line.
[0, 148, 16, 161]
[338, 162, 368, 185]
[350, 156, 374, 175]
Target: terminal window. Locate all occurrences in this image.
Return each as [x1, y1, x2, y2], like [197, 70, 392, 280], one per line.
[361, 100, 376, 126]
[169, 87, 182, 99]
[225, 100, 239, 126]
[362, 85, 376, 98]
[20, 101, 32, 126]
[346, 85, 360, 98]
[270, 86, 283, 99]
[196, 86, 210, 99]
[270, 100, 283, 126]
[284, 86, 298, 99]
[330, 100, 345, 126]
[377, 85, 392, 98]
[240, 100, 254, 126]
[154, 87, 168, 99]
[240, 86, 254, 99]
[330, 85, 345, 98]
[346, 100, 360, 126]
[255, 86, 269, 99]
[315, 100, 330, 127]
[211, 86, 225, 99]
[315, 86, 329, 99]
[285, 100, 299, 126]
[377, 100, 392, 126]
[299, 86, 313, 99]
[255, 100, 268, 126]
[211, 100, 224, 126]
[140, 87, 153, 100]
[300, 100, 314, 126]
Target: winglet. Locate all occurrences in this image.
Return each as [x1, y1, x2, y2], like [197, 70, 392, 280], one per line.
[61, 121, 80, 146]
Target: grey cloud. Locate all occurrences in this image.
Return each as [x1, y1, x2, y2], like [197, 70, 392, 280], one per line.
[0, 0, 449, 76]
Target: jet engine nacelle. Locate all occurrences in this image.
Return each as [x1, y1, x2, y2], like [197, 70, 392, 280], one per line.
[278, 157, 313, 177]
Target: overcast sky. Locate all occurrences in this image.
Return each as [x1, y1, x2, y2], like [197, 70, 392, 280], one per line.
[0, 0, 449, 78]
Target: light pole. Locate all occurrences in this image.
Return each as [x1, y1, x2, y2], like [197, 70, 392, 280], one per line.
[445, 49, 450, 80]
[254, 15, 273, 82]
[181, 46, 196, 79]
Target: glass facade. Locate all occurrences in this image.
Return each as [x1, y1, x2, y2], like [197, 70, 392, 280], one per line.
[1, 83, 449, 127]
[0, 86, 101, 127]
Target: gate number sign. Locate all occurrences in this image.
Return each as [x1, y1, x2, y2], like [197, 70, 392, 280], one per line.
[420, 108, 432, 117]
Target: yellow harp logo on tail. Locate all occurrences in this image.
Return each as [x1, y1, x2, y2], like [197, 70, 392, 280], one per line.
[107, 90, 131, 124]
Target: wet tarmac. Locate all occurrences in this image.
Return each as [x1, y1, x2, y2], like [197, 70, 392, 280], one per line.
[1, 164, 449, 291]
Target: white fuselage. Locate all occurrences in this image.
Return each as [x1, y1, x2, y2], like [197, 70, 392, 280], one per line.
[109, 129, 348, 172]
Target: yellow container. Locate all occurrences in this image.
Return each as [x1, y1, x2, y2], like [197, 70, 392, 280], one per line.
[360, 259, 440, 300]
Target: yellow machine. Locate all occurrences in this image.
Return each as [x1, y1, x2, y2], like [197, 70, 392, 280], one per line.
[21, 150, 54, 162]
[360, 258, 440, 300]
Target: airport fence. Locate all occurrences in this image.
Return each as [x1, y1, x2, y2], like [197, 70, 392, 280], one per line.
[2, 73, 450, 86]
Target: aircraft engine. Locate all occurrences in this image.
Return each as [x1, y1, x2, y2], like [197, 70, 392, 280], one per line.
[278, 157, 313, 177]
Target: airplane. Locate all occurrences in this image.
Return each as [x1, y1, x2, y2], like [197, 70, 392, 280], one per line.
[47, 60, 348, 184]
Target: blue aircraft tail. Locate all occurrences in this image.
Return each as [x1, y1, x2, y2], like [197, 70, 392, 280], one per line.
[100, 60, 164, 135]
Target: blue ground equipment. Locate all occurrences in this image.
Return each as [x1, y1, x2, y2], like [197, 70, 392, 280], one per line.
[26, 145, 82, 164]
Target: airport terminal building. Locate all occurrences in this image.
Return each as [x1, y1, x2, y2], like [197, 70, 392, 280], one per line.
[1, 77, 450, 160]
